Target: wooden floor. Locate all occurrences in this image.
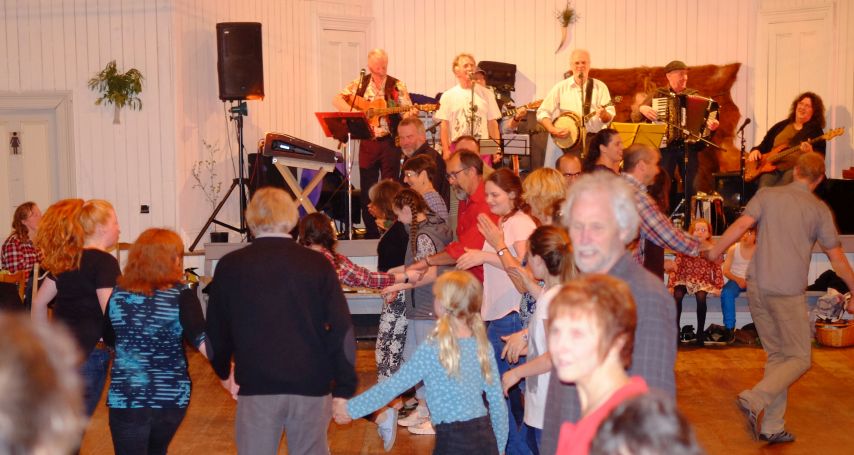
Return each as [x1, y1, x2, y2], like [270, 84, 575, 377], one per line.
[81, 341, 854, 455]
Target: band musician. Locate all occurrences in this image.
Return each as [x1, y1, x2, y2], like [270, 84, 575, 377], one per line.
[746, 92, 826, 188]
[435, 53, 502, 162]
[634, 60, 720, 217]
[333, 48, 415, 238]
[538, 49, 616, 168]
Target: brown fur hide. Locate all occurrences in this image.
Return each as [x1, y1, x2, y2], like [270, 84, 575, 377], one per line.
[590, 63, 742, 192]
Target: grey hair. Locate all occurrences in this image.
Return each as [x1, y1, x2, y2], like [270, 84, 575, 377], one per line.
[561, 171, 640, 245]
[367, 48, 388, 61]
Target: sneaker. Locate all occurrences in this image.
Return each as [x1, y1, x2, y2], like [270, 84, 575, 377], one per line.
[680, 325, 697, 344]
[407, 419, 435, 435]
[397, 409, 428, 427]
[377, 408, 398, 451]
[736, 397, 764, 440]
[760, 430, 795, 444]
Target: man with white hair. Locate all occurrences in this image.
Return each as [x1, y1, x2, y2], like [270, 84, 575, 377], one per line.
[540, 171, 677, 455]
[334, 48, 414, 238]
[206, 188, 357, 455]
[538, 49, 616, 167]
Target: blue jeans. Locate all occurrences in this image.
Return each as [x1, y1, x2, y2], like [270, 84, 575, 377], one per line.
[720, 280, 744, 330]
[81, 345, 111, 417]
[487, 312, 531, 455]
[109, 407, 187, 455]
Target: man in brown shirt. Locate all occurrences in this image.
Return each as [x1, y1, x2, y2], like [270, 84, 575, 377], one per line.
[708, 152, 854, 444]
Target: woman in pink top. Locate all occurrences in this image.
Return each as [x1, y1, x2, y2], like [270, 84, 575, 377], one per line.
[549, 275, 648, 455]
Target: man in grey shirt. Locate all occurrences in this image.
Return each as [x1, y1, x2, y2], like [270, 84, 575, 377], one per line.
[540, 172, 677, 454]
[708, 152, 854, 444]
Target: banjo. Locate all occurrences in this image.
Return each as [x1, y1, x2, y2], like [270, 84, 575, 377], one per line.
[552, 96, 622, 149]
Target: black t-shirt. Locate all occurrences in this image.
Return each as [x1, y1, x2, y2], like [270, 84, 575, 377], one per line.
[51, 249, 121, 354]
[377, 222, 408, 272]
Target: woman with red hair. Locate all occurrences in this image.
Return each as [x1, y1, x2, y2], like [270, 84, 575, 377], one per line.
[106, 228, 207, 454]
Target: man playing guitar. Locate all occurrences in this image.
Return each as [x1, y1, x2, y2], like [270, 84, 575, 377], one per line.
[537, 49, 616, 167]
[747, 92, 827, 188]
[333, 48, 416, 238]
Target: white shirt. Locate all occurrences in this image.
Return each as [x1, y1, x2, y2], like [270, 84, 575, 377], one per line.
[481, 211, 537, 321]
[536, 77, 615, 133]
[524, 285, 560, 429]
[435, 84, 501, 142]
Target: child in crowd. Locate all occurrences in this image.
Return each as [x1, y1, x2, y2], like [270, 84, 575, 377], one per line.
[336, 270, 508, 454]
[666, 219, 724, 345]
[719, 228, 757, 341]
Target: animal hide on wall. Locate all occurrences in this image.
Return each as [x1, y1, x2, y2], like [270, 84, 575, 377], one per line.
[590, 62, 742, 193]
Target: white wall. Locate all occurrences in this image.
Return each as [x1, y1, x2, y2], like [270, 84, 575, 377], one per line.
[2, 0, 851, 244]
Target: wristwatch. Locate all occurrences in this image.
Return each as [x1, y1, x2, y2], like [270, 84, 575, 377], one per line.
[497, 247, 509, 257]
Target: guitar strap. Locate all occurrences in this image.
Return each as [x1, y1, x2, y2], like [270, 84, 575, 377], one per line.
[582, 79, 595, 117]
[384, 76, 402, 140]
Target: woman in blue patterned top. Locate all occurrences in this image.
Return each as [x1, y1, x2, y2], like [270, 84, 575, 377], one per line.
[106, 228, 208, 455]
[336, 270, 508, 454]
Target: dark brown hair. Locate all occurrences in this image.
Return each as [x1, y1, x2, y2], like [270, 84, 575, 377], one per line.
[393, 188, 431, 257]
[10, 202, 37, 239]
[486, 168, 527, 219]
[788, 91, 826, 129]
[583, 128, 620, 172]
[528, 225, 575, 281]
[368, 179, 404, 220]
[402, 154, 437, 182]
[298, 212, 339, 265]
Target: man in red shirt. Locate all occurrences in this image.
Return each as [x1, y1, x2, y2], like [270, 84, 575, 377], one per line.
[408, 149, 498, 281]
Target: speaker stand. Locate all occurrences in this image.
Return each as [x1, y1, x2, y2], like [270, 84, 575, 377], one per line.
[189, 101, 250, 251]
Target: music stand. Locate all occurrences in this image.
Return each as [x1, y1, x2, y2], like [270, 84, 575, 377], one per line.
[611, 122, 667, 149]
[315, 111, 373, 239]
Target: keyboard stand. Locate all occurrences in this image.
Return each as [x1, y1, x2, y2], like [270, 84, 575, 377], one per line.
[270, 156, 336, 214]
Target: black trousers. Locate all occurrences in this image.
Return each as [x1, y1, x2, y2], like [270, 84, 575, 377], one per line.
[109, 407, 187, 455]
[433, 415, 499, 455]
[359, 136, 402, 238]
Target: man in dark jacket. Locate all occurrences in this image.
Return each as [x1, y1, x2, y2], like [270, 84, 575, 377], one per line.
[206, 187, 357, 455]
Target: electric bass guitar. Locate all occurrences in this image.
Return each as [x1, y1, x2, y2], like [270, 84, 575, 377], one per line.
[744, 127, 844, 182]
[345, 95, 438, 128]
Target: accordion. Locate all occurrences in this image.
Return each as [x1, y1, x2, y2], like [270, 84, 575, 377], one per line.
[651, 93, 719, 144]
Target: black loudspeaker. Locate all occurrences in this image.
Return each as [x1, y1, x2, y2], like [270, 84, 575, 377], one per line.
[216, 22, 264, 101]
[713, 172, 757, 225]
[816, 178, 854, 234]
[478, 61, 517, 93]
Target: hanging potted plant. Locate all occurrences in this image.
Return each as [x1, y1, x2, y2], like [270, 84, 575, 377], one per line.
[87, 60, 144, 124]
[191, 140, 228, 243]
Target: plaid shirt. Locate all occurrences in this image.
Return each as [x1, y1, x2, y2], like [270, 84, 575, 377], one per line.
[1, 233, 43, 274]
[622, 173, 700, 264]
[318, 248, 396, 290]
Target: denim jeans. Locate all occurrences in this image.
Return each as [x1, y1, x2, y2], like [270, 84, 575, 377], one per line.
[720, 280, 744, 329]
[487, 312, 531, 455]
[81, 345, 112, 417]
[108, 407, 187, 455]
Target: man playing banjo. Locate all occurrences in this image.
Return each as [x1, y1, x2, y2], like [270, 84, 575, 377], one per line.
[537, 49, 616, 168]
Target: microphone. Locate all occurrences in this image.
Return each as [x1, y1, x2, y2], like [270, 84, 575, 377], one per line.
[736, 117, 751, 134]
[360, 68, 366, 79]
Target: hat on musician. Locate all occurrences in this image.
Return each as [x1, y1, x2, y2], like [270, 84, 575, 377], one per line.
[664, 60, 688, 73]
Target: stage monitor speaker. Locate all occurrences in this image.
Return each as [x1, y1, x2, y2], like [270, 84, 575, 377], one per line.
[216, 22, 264, 101]
[816, 178, 854, 235]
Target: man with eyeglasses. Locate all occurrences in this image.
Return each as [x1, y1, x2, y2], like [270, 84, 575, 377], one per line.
[621, 143, 703, 278]
[408, 150, 498, 282]
[398, 117, 449, 206]
[556, 153, 583, 188]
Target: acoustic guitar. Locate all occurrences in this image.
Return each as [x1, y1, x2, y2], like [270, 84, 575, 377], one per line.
[345, 95, 438, 128]
[503, 99, 544, 120]
[744, 127, 844, 182]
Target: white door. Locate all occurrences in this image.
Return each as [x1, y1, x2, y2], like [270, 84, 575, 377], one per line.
[0, 112, 57, 225]
[317, 28, 368, 149]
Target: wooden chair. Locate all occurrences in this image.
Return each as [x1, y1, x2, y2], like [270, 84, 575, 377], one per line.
[0, 269, 27, 301]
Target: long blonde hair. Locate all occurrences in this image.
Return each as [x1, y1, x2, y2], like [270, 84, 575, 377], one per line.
[431, 271, 494, 383]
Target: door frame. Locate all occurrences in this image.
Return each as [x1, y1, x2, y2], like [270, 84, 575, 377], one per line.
[0, 91, 76, 197]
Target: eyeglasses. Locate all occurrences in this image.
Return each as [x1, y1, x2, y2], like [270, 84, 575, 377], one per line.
[403, 171, 418, 179]
[446, 167, 471, 180]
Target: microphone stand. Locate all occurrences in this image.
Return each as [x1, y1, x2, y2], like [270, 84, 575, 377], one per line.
[468, 73, 477, 137]
[579, 73, 587, 157]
